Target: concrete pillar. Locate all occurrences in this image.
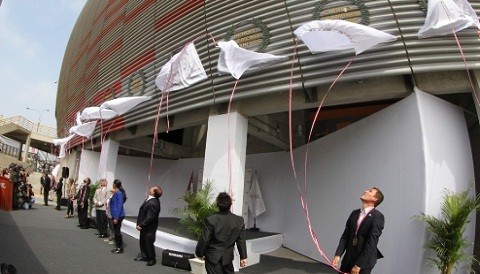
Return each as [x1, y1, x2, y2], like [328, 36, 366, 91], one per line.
[21, 134, 31, 163]
[202, 111, 248, 215]
[98, 138, 119, 186]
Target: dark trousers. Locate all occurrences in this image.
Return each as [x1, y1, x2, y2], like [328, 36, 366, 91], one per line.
[205, 258, 234, 274]
[95, 209, 107, 234]
[67, 200, 74, 216]
[338, 268, 372, 274]
[43, 187, 50, 205]
[139, 230, 156, 260]
[78, 204, 89, 227]
[113, 219, 123, 249]
[56, 193, 62, 209]
[107, 218, 114, 240]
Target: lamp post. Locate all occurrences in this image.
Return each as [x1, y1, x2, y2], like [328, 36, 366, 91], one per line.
[26, 107, 49, 133]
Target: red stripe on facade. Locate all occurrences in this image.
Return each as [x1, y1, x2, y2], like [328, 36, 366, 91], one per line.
[120, 48, 155, 79]
[92, 0, 114, 27]
[85, 49, 100, 68]
[82, 69, 98, 85]
[125, 0, 155, 24]
[103, 117, 126, 134]
[105, 0, 128, 20]
[98, 39, 122, 61]
[155, 0, 204, 32]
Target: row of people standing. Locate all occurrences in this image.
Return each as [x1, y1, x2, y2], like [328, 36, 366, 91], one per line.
[72, 177, 127, 254]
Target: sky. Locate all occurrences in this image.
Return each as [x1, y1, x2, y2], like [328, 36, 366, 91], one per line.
[0, 0, 87, 128]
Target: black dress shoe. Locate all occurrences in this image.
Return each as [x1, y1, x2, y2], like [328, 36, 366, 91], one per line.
[146, 260, 156, 266]
[134, 257, 147, 262]
[76, 225, 82, 227]
[111, 248, 124, 254]
[98, 234, 108, 238]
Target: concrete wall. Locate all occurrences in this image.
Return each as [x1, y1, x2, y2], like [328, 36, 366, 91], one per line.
[275, 91, 474, 273]
[65, 91, 474, 273]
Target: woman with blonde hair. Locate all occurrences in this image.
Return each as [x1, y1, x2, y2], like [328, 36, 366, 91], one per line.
[65, 178, 76, 218]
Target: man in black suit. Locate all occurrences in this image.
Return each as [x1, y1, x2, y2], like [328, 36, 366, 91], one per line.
[195, 192, 248, 274]
[332, 187, 385, 274]
[40, 173, 51, 206]
[74, 178, 91, 229]
[54, 178, 63, 210]
[134, 186, 162, 266]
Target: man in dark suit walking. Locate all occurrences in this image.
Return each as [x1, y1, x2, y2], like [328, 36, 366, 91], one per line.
[134, 186, 162, 266]
[40, 173, 51, 206]
[195, 192, 248, 274]
[332, 187, 385, 274]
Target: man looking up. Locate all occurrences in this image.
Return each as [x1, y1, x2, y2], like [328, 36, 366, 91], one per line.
[332, 187, 385, 274]
[134, 186, 162, 266]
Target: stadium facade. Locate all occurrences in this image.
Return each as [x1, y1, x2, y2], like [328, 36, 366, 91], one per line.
[56, 1, 480, 273]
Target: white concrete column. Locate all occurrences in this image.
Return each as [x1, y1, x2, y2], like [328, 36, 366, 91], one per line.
[203, 111, 248, 216]
[22, 135, 32, 163]
[98, 138, 119, 185]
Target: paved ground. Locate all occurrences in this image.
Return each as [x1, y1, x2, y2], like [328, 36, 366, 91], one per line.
[0, 202, 335, 274]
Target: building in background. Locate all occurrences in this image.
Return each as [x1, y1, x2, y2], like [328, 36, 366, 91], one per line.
[55, 1, 480, 273]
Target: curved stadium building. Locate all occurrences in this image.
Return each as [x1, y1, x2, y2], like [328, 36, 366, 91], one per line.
[56, 1, 480, 272]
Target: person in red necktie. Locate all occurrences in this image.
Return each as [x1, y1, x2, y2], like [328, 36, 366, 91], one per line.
[332, 187, 385, 274]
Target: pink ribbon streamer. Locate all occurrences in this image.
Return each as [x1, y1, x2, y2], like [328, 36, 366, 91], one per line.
[289, 38, 353, 274]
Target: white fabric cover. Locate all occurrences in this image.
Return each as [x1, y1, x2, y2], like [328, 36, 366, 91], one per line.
[80, 107, 117, 121]
[69, 121, 97, 138]
[247, 171, 266, 218]
[100, 96, 151, 115]
[53, 134, 75, 159]
[418, 0, 480, 38]
[217, 40, 288, 79]
[294, 19, 397, 55]
[75, 111, 82, 126]
[53, 134, 75, 146]
[155, 42, 207, 92]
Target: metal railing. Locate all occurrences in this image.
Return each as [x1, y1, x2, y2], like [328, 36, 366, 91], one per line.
[0, 115, 57, 138]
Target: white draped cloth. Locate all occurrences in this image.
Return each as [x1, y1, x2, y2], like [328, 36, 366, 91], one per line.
[294, 19, 397, 55]
[217, 40, 287, 79]
[247, 172, 266, 218]
[418, 0, 480, 38]
[155, 42, 207, 92]
[100, 96, 151, 115]
[53, 134, 75, 158]
[69, 121, 97, 138]
[80, 107, 118, 121]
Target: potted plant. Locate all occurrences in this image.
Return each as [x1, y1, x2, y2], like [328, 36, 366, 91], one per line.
[412, 188, 480, 274]
[172, 180, 218, 274]
[172, 180, 218, 239]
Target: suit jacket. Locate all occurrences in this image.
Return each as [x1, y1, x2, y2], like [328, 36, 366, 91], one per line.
[195, 211, 247, 266]
[335, 208, 384, 271]
[136, 197, 161, 232]
[75, 185, 90, 206]
[54, 180, 63, 195]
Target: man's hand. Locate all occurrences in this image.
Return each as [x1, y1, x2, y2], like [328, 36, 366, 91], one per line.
[136, 225, 142, 231]
[240, 259, 247, 268]
[113, 219, 118, 224]
[351, 265, 361, 274]
[197, 256, 205, 261]
[332, 255, 340, 267]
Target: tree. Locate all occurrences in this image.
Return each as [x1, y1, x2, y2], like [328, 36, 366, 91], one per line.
[412, 188, 480, 274]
